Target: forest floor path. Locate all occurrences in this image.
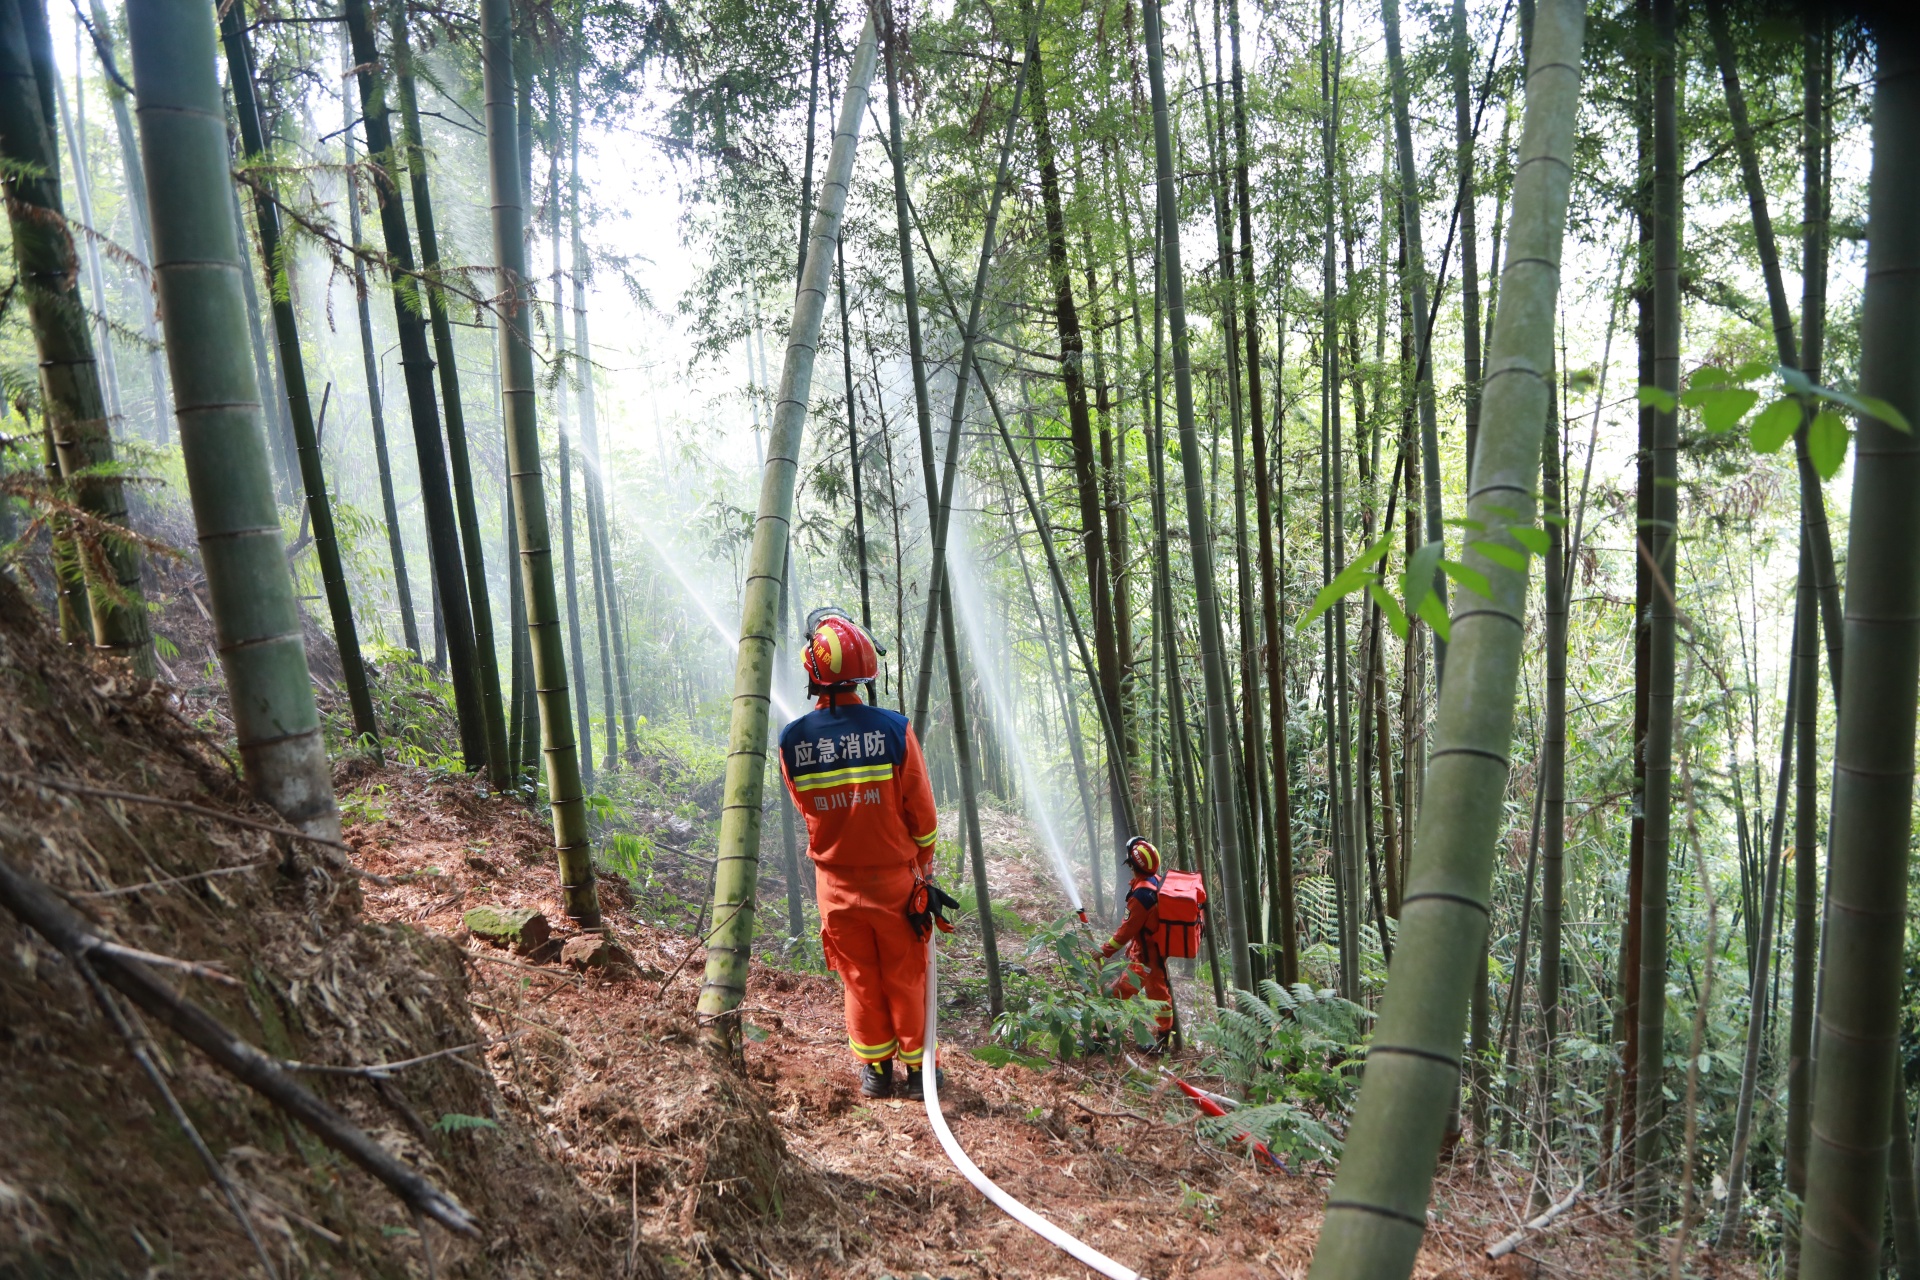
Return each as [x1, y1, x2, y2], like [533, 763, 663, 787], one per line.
[343, 763, 1650, 1280]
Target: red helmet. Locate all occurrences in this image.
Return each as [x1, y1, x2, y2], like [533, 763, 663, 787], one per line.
[1124, 837, 1161, 877]
[803, 609, 879, 692]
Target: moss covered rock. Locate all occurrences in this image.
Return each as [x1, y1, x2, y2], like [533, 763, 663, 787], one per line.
[463, 905, 550, 956]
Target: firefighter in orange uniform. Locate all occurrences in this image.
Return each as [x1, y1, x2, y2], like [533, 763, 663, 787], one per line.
[1099, 836, 1176, 1052]
[779, 609, 952, 1098]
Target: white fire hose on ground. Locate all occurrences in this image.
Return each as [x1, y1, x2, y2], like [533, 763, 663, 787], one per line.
[920, 936, 1144, 1280]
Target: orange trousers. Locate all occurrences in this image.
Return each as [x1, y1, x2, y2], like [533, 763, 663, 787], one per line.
[1111, 959, 1174, 1034]
[821, 898, 927, 1067]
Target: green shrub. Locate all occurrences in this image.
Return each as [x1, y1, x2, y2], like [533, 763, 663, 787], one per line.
[1194, 980, 1372, 1163]
[989, 915, 1166, 1059]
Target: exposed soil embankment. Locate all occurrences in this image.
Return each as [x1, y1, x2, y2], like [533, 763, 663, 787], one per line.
[0, 581, 628, 1278]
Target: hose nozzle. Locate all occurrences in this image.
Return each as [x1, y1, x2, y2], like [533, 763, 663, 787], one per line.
[1076, 909, 1088, 925]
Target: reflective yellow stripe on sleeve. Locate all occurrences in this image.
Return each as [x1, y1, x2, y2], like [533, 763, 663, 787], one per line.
[913, 830, 937, 847]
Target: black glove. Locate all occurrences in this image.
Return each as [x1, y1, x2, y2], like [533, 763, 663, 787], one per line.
[907, 875, 961, 942]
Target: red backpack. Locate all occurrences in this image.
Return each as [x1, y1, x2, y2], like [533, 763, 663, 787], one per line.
[1147, 870, 1208, 960]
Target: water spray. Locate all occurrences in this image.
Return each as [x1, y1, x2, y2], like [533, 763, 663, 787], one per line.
[946, 508, 1087, 916]
[633, 522, 804, 723]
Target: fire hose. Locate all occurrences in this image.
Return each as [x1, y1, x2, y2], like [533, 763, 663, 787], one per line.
[921, 935, 1143, 1280]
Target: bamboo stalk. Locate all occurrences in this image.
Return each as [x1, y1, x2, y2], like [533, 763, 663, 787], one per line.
[1632, 0, 1682, 1232]
[0, 2, 151, 675]
[1141, 0, 1250, 995]
[126, 0, 339, 841]
[1716, 609, 1796, 1247]
[1383, 0, 1446, 681]
[481, 0, 601, 926]
[344, 0, 487, 771]
[220, 1, 378, 749]
[388, 6, 508, 786]
[1799, 38, 1920, 1276]
[339, 31, 419, 658]
[80, 0, 169, 443]
[1306, 1, 1584, 1271]
[690, 14, 877, 1044]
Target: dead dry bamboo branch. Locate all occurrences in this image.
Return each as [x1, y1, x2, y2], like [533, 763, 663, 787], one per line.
[0, 850, 479, 1236]
[1486, 1177, 1584, 1258]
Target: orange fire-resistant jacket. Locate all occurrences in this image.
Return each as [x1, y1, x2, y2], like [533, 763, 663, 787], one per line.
[1102, 873, 1173, 1033]
[779, 693, 940, 1065]
[1102, 874, 1166, 966]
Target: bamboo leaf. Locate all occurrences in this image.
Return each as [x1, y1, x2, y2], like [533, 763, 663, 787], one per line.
[1440, 558, 1492, 600]
[1367, 581, 1409, 641]
[1510, 526, 1551, 555]
[1852, 393, 1913, 433]
[1637, 384, 1677, 413]
[1779, 364, 1816, 395]
[1479, 543, 1529, 572]
[1401, 540, 1445, 620]
[1415, 590, 1450, 643]
[1687, 365, 1732, 391]
[1748, 398, 1801, 453]
[1298, 571, 1377, 632]
[1732, 357, 1774, 383]
[1793, 379, 1909, 431]
[1807, 409, 1850, 480]
[1297, 534, 1393, 632]
[1696, 388, 1760, 432]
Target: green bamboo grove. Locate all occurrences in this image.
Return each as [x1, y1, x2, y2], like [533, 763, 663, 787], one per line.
[6, 0, 1920, 1273]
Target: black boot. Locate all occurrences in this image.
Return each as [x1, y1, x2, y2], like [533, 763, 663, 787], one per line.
[899, 1063, 946, 1100]
[859, 1060, 894, 1098]
[1144, 1029, 1173, 1057]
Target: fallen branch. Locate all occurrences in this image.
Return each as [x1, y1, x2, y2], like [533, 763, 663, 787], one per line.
[78, 860, 273, 898]
[1068, 1096, 1158, 1126]
[1486, 1176, 1584, 1259]
[0, 771, 349, 852]
[74, 959, 281, 1279]
[0, 850, 478, 1236]
[94, 941, 240, 987]
[281, 1040, 491, 1080]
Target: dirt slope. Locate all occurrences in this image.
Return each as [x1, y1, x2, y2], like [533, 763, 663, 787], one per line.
[344, 765, 1648, 1279]
[0, 581, 629, 1278]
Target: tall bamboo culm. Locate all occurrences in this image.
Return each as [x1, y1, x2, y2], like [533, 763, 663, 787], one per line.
[389, 6, 509, 788]
[481, 0, 600, 927]
[691, 16, 877, 1047]
[124, 0, 339, 841]
[1799, 34, 1920, 1278]
[0, 0, 151, 675]
[1306, 2, 1584, 1274]
[220, 0, 379, 749]
[1632, 0, 1682, 1233]
[1141, 0, 1250, 992]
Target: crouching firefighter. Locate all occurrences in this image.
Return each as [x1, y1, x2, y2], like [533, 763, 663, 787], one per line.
[1098, 837, 1207, 1054]
[779, 609, 957, 1099]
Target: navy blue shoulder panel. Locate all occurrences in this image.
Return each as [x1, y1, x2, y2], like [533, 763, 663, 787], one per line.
[780, 702, 908, 781]
[1129, 883, 1159, 911]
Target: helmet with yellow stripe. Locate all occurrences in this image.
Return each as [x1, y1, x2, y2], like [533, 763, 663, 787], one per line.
[1124, 836, 1162, 877]
[803, 607, 880, 695]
